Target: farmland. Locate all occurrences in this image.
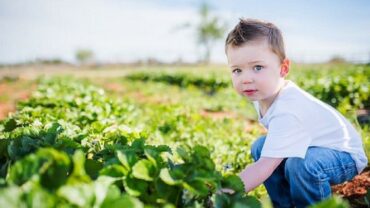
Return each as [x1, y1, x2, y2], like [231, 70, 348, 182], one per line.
[0, 63, 369, 207]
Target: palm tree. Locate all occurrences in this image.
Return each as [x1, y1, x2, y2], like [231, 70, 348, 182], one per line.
[196, 3, 226, 64]
[75, 49, 94, 65]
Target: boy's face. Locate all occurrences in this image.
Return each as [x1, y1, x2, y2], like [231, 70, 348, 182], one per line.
[226, 38, 289, 106]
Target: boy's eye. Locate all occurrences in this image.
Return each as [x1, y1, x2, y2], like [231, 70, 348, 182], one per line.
[253, 65, 263, 71]
[232, 68, 242, 74]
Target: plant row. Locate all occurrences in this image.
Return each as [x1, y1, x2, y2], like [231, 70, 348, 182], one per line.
[0, 77, 259, 208]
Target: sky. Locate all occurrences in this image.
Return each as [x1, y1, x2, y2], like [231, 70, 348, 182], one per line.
[0, 0, 370, 64]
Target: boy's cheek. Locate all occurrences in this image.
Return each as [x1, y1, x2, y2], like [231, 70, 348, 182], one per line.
[231, 81, 239, 92]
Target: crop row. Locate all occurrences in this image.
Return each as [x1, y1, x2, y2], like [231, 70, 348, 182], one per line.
[0, 78, 259, 207]
[126, 72, 229, 95]
[0, 76, 357, 207]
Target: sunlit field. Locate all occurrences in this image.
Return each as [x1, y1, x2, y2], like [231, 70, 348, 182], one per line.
[0, 63, 369, 207]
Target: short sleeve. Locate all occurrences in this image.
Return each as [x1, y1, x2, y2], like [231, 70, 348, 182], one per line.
[261, 113, 312, 158]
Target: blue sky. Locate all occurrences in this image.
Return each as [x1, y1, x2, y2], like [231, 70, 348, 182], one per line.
[0, 0, 369, 64]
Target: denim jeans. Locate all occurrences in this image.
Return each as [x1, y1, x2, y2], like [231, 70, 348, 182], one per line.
[251, 135, 358, 208]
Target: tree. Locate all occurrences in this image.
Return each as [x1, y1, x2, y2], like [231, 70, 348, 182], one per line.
[196, 3, 226, 64]
[177, 3, 226, 64]
[327, 55, 347, 64]
[75, 49, 94, 65]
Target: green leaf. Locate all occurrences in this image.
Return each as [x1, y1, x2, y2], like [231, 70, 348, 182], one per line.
[55, 137, 82, 155]
[8, 148, 71, 189]
[117, 150, 138, 171]
[131, 139, 145, 151]
[101, 194, 144, 208]
[99, 164, 128, 177]
[176, 147, 191, 162]
[169, 165, 186, 180]
[154, 179, 182, 204]
[4, 118, 17, 132]
[144, 147, 159, 167]
[0, 160, 10, 178]
[221, 175, 245, 193]
[0, 139, 10, 158]
[100, 185, 121, 207]
[132, 159, 156, 181]
[144, 145, 170, 168]
[57, 183, 95, 207]
[93, 176, 119, 208]
[123, 176, 148, 197]
[215, 193, 230, 208]
[309, 196, 349, 208]
[8, 136, 39, 160]
[200, 157, 216, 171]
[0, 186, 24, 208]
[215, 193, 261, 208]
[193, 145, 210, 158]
[85, 159, 103, 179]
[183, 179, 209, 197]
[156, 145, 172, 153]
[144, 145, 170, 169]
[233, 195, 262, 208]
[159, 168, 182, 185]
[24, 187, 59, 208]
[42, 122, 63, 145]
[67, 150, 91, 184]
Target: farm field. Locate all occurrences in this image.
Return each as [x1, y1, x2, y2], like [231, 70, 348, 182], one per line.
[0, 63, 369, 207]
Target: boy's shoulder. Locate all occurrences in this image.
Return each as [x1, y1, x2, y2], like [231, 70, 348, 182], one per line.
[272, 80, 347, 124]
[274, 81, 310, 110]
[272, 81, 325, 118]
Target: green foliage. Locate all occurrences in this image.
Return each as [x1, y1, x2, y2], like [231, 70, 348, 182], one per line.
[8, 148, 70, 189]
[309, 195, 350, 208]
[1, 63, 368, 207]
[292, 65, 370, 112]
[0, 77, 260, 208]
[126, 71, 229, 95]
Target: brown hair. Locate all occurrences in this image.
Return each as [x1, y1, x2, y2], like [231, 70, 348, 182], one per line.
[225, 18, 286, 63]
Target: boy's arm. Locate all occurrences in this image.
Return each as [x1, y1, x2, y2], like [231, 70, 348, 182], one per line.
[239, 157, 284, 192]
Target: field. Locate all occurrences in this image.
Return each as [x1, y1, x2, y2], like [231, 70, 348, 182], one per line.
[0, 63, 369, 207]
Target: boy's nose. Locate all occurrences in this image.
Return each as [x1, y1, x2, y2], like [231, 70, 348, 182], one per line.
[242, 78, 253, 84]
[241, 71, 254, 84]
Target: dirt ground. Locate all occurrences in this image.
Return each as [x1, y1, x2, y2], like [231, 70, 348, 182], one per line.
[0, 81, 35, 119]
[331, 169, 370, 207]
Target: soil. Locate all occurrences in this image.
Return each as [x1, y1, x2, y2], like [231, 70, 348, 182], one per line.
[200, 109, 237, 119]
[0, 80, 34, 120]
[331, 168, 370, 207]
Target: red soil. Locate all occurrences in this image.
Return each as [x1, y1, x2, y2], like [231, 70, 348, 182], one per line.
[0, 81, 34, 120]
[332, 169, 370, 198]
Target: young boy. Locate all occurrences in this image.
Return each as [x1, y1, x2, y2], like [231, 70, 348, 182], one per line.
[225, 18, 368, 207]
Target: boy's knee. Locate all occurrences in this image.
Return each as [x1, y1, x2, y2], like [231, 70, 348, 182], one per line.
[285, 158, 305, 174]
[284, 157, 317, 179]
[251, 135, 266, 161]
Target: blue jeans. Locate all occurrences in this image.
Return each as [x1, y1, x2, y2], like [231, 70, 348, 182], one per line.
[251, 135, 358, 208]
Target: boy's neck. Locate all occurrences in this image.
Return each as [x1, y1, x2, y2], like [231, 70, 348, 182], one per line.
[259, 80, 288, 116]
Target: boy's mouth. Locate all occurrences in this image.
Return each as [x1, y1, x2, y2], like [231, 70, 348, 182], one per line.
[243, 89, 258, 96]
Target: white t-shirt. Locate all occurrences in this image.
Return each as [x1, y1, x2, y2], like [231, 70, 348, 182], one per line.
[253, 80, 367, 173]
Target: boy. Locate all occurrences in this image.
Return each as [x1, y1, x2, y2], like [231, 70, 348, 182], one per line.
[225, 18, 368, 207]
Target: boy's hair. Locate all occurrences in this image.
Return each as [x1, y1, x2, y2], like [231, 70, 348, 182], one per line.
[225, 18, 286, 63]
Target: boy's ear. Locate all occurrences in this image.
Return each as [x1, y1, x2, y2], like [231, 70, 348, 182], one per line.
[280, 59, 290, 77]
